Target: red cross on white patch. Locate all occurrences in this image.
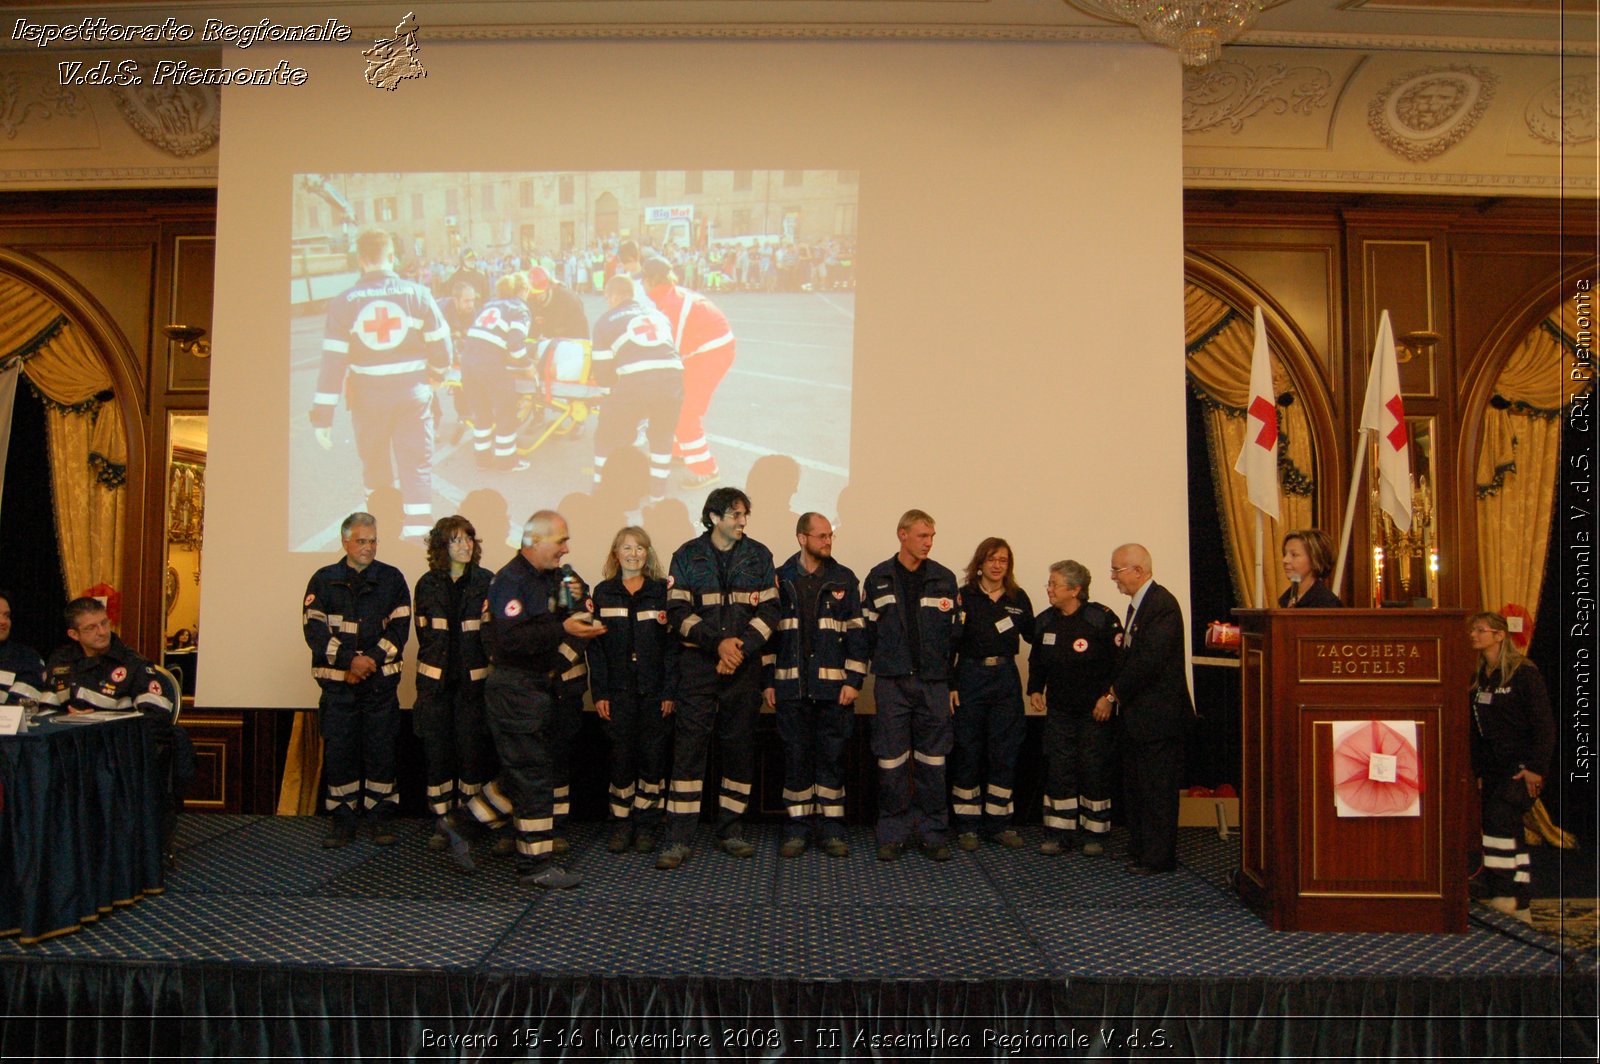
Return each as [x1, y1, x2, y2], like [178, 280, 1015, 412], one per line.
[355, 300, 410, 350]
[504, 599, 523, 617]
[938, 598, 952, 612]
[1072, 637, 1089, 653]
[111, 666, 127, 682]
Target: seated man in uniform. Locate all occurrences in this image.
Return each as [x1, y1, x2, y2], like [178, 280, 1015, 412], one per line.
[45, 597, 194, 862]
[0, 589, 47, 706]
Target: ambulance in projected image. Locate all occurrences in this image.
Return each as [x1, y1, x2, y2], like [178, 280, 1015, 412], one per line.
[288, 169, 859, 562]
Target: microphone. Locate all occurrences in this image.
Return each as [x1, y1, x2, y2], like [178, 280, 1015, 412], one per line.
[558, 564, 591, 620]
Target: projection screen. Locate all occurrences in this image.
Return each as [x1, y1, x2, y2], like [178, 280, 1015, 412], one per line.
[204, 38, 1188, 708]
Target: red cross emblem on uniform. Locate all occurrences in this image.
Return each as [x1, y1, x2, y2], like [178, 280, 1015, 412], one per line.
[657, 611, 668, 624]
[628, 315, 662, 344]
[749, 591, 761, 606]
[111, 666, 127, 682]
[477, 306, 502, 329]
[1073, 638, 1089, 653]
[504, 599, 523, 617]
[304, 593, 316, 606]
[938, 598, 952, 612]
[356, 300, 409, 350]
[149, 680, 163, 694]
[1114, 632, 1124, 647]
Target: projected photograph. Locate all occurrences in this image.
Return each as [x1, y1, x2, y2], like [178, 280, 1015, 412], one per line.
[289, 170, 858, 554]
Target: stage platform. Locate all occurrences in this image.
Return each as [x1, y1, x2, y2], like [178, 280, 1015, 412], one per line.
[3, 814, 1594, 1060]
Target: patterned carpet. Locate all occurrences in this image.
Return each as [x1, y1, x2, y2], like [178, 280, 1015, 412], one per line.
[1, 814, 1588, 981]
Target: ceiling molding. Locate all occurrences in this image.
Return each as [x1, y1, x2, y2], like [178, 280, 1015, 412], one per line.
[1184, 164, 1592, 190]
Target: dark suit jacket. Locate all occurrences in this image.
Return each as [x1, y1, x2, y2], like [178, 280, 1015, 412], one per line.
[1113, 581, 1195, 743]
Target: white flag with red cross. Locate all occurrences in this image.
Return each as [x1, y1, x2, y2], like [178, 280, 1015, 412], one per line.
[1359, 310, 1413, 533]
[1233, 305, 1280, 518]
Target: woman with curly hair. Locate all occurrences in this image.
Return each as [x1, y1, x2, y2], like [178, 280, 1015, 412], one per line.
[413, 515, 497, 849]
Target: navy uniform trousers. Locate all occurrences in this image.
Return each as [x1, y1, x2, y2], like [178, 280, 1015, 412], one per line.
[870, 674, 952, 846]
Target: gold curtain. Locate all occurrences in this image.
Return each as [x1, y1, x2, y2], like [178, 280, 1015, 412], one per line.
[1185, 284, 1318, 608]
[276, 713, 325, 816]
[0, 274, 125, 600]
[1474, 300, 1592, 621]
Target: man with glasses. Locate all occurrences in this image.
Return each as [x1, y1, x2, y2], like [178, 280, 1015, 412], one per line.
[302, 512, 412, 848]
[658, 487, 780, 869]
[1098, 544, 1194, 875]
[763, 513, 867, 857]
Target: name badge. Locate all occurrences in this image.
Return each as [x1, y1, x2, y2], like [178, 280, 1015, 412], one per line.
[994, 616, 1013, 633]
[1042, 632, 1057, 645]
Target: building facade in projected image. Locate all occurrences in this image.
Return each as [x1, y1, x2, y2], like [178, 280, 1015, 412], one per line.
[288, 170, 859, 573]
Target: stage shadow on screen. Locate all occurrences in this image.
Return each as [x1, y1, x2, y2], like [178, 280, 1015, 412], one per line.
[745, 454, 803, 556]
[363, 486, 427, 581]
[458, 488, 517, 560]
[559, 447, 653, 577]
[643, 498, 699, 559]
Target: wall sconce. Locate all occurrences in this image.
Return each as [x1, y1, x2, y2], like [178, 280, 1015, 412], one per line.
[163, 324, 211, 359]
[1395, 330, 1441, 365]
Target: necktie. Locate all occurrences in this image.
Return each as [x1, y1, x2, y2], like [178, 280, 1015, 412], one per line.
[1124, 603, 1135, 645]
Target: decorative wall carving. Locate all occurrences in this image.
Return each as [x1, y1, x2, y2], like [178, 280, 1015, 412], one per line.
[1367, 65, 1496, 162]
[1524, 75, 1597, 146]
[109, 79, 220, 158]
[1183, 60, 1333, 134]
[0, 73, 84, 140]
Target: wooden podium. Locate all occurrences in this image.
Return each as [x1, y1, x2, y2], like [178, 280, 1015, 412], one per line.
[1233, 608, 1474, 932]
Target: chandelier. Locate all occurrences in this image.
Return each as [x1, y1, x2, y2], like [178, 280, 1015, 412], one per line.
[1069, 0, 1272, 68]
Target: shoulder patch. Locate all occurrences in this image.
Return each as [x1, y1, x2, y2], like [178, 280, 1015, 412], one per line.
[1114, 632, 1124, 647]
[304, 593, 316, 606]
[666, 574, 675, 589]
[832, 589, 846, 600]
[110, 666, 127, 683]
[149, 679, 163, 694]
[1072, 637, 1089, 653]
[504, 598, 523, 618]
[937, 597, 952, 612]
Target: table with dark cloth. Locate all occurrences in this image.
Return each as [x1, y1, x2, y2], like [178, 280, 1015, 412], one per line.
[0, 714, 164, 943]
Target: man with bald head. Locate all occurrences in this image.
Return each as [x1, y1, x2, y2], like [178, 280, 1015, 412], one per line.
[440, 509, 606, 888]
[1099, 543, 1194, 875]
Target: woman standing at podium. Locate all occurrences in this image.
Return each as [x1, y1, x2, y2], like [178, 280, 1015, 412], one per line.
[1468, 611, 1554, 923]
[1278, 529, 1341, 608]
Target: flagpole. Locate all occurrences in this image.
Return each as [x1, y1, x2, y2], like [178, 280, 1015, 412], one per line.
[1332, 430, 1369, 595]
[1254, 509, 1266, 607]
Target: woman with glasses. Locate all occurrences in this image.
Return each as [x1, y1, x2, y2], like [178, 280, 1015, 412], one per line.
[413, 516, 498, 850]
[1467, 611, 1555, 923]
[1278, 529, 1341, 607]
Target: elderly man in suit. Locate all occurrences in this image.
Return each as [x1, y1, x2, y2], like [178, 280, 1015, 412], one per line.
[1097, 543, 1194, 875]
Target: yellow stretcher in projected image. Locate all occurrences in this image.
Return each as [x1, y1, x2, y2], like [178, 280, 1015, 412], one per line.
[443, 337, 605, 456]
